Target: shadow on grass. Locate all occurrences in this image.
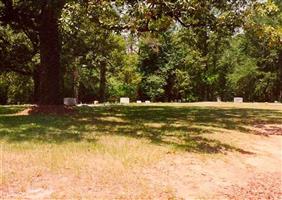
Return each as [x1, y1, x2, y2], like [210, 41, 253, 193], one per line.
[1, 105, 281, 154]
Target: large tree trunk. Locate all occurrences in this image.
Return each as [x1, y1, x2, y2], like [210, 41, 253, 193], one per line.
[38, 5, 63, 105]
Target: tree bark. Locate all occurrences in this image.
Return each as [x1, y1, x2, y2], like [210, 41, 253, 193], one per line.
[99, 60, 107, 103]
[164, 71, 175, 102]
[199, 28, 209, 101]
[278, 50, 282, 102]
[32, 65, 40, 103]
[38, 4, 63, 105]
[73, 66, 79, 100]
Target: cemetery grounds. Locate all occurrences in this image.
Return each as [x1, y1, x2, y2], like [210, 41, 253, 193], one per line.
[0, 102, 282, 199]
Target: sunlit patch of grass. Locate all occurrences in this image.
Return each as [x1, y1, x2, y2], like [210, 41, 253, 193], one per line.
[2, 135, 167, 188]
[0, 105, 28, 115]
[99, 116, 127, 123]
[95, 136, 166, 166]
[1, 135, 173, 197]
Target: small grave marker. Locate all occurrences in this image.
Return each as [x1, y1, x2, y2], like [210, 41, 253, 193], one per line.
[234, 97, 243, 103]
[136, 100, 142, 103]
[120, 97, 130, 104]
[64, 98, 77, 106]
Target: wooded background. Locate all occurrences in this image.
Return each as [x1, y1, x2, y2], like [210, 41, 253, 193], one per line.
[0, 0, 281, 104]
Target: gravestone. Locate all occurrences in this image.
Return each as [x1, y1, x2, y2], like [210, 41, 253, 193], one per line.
[94, 100, 99, 104]
[217, 97, 221, 102]
[145, 100, 151, 104]
[136, 100, 142, 104]
[120, 97, 130, 104]
[64, 98, 77, 106]
[234, 97, 243, 103]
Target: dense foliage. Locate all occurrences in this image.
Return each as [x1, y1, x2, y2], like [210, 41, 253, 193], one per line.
[0, 0, 281, 104]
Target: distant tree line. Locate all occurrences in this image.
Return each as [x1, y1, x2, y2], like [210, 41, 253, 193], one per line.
[0, 0, 281, 104]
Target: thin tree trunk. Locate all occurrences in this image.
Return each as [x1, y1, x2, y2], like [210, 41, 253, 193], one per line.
[201, 30, 209, 101]
[164, 71, 175, 102]
[32, 65, 40, 103]
[278, 50, 282, 102]
[38, 5, 63, 105]
[73, 66, 79, 100]
[99, 60, 107, 103]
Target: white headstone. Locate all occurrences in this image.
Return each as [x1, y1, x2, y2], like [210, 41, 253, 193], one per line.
[217, 97, 221, 102]
[234, 97, 243, 103]
[94, 100, 99, 104]
[136, 100, 142, 104]
[64, 98, 77, 106]
[145, 100, 151, 104]
[120, 97, 130, 104]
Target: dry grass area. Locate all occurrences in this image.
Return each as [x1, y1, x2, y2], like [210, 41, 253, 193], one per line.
[2, 137, 171, 199]
[0, 102, 282, 199]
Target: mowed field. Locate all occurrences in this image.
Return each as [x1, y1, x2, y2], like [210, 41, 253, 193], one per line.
[1, 102, 282, 199]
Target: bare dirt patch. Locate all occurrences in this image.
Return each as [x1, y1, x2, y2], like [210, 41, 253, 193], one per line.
[137, 134, 282, 199]
[225, 172, 282, 200]
[1, 161, 176, 199]
[3, 135, 274, 200]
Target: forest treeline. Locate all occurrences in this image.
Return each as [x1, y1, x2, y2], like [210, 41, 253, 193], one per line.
[0, 0, 281, 104]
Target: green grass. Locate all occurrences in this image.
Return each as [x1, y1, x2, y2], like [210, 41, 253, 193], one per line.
[1, 103, 282, 153]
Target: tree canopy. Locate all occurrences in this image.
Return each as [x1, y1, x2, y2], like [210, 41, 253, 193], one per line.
[0, 0, 281, 104]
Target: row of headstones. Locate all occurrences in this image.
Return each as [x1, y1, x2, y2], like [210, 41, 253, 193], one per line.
[216, 97, 244, 103]
[219, 97, 279, 103]
[64, 96, 279, 106]
[119, 97, 245, 104]
[63, 97, 151, 106]
[120, 97, 151, 104]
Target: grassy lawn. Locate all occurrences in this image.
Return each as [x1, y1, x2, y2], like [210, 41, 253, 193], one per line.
[1, 102, 282, 199]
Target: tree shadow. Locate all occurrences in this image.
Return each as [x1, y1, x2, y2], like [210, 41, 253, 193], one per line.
[1, 105, 281, 154]
[0, 114, 126, 143]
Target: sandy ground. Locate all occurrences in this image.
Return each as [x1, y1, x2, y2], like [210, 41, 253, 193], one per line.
[2, 134, 281, 199]
[139, 134, 282, 199]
